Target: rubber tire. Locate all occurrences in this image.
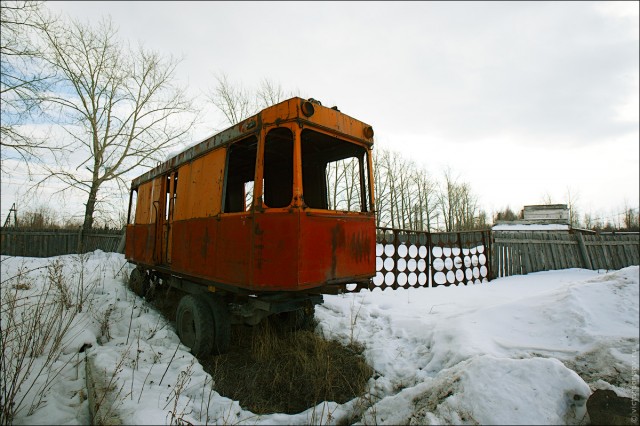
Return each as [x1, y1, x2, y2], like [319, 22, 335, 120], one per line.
[176, 295, 214, 356]
[203, 295, 231, 355]
[128, 268, 149, 298]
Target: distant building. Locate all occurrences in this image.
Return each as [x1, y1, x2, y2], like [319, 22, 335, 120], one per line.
[522, 204, 569, 224]
[493, 204, 570, 232]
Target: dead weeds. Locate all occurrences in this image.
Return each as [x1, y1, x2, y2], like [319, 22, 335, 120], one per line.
[149, 288, 373, 415]
[202, 319, 373, 415]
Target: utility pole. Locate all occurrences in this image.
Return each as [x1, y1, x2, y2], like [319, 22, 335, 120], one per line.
[3, 203, 17, 227]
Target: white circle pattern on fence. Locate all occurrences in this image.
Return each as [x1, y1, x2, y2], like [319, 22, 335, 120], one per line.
[361, 229, 491, 291]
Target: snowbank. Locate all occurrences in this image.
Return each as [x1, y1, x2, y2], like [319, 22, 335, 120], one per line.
[1, 252, 637, 425]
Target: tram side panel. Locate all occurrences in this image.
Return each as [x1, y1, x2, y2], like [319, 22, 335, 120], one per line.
[171, 148, 225, 278]
[126, 178, 162, 266]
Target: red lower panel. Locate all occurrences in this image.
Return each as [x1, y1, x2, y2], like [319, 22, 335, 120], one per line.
[215, 214, 252, 286]
[125, 224, 155, 265]
[298, 212, 375, 287]
[252, 211, 299, 290]
[126, 211, 375, 293]
[170, 218, 217, 278]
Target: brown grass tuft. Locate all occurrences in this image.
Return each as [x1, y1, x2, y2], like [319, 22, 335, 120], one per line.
[149, 289, 373, 415]
[203, 318, 373, 415]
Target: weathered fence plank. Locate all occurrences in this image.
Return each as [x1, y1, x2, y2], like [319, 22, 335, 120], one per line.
[493, 230, 639, 277]
[1, 227, 125, 257]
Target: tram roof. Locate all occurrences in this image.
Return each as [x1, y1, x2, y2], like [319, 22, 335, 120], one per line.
[131, 97, 374, 188]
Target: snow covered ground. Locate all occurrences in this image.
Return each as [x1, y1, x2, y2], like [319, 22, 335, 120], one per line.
[1, 251, 638, 425]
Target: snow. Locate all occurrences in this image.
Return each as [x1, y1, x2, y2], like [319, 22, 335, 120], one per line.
[1, 251, 638, 425]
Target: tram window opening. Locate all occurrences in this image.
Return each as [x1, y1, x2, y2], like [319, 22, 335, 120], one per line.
[165, 175, 171, 220]
[244, 181, 254, 211]
[128, 188, 138, 224]
[170, 172, 178, 219]
[224, 136, 258, 213]
[301, 129, 369, 212]
[263, 128, 293, 208]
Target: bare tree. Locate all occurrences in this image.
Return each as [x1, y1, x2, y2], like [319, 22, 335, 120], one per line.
[37, 17, 197, 230]
[208, 75, 300, 127]
[207, 72, 255, 126]
[540, 192, 554, 205]
[623, 204, 639, 231]
[382, 149, 399, 228]
[396, 156, 414, 229]
[564, 187, 581, 228]
[0, 1, 55, 175]
[372, 147, 391, 227]
[436, 168, 486, 231]
[437, 168, 458, 232]
[582, 212, 594, 230]
[15, 204, 58, 228]
[454, 182, 481, 230]
[326, 159, 347, 210]
[493, 206, 520, 223]
[372, 147, 438, 231]
[256, 77, 286, 109]
[412, 171, 437, 231]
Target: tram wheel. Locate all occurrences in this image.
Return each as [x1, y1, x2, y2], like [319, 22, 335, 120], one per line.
[128, 267, 149, 298]
[176, 295, 214, 356]
[204, 295, 231, 355]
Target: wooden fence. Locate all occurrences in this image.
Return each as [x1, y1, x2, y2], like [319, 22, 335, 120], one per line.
[0, 227, 125, 258]
[2, 227, 639, 280]
[374, 228, 491, 290]
[492, 230, 639, 278]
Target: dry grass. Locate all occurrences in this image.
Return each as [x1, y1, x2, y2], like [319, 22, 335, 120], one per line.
[202, 319, 373, 415]
[149, 288, 374, 415]
[0, 258, 100, 425]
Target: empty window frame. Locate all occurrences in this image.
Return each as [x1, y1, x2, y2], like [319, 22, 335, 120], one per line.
[301, 129, 370, 212]
[223, 136, 258, 213]
[263, 127, 293, 208]
[164, 172, 178, 221]
[128, 188, 138, 224]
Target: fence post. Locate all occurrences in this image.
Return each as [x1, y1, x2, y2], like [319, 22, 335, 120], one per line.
[574, 231, 593, 270]
[392, 229, 400, 290]
[427, 231, 434, 287]
[76, 226, 84, 254]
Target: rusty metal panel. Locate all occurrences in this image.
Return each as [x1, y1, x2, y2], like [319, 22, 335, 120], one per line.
[260, 100, 298, 127]
[131, 116, 260, 188]
[173, 162, 192, 221]
[170, 217, 218, 278]
[131, 98, 374, 190]
[371, 228, 491, 291]
[299, 211, 375, 288]
[259, 98, 374, 146]
[134, 181, 154, 224]
[175, 148, 226, 220]
[301, 106, 374, 145]
[251, 211, 299, 291]
[128, 209, 377, 293]
[215, 213, 253, 287]
[125, 224, 155, 265]
[125, 225, 134, 259]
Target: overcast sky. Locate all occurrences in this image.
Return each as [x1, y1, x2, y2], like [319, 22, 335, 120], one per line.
[3, 1, 639, 223]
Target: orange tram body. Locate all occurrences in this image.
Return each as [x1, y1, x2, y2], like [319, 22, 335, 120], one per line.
[125, 97, 376, 355]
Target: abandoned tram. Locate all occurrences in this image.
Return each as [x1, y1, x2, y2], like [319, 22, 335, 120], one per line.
[125, 97, 376, 355]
